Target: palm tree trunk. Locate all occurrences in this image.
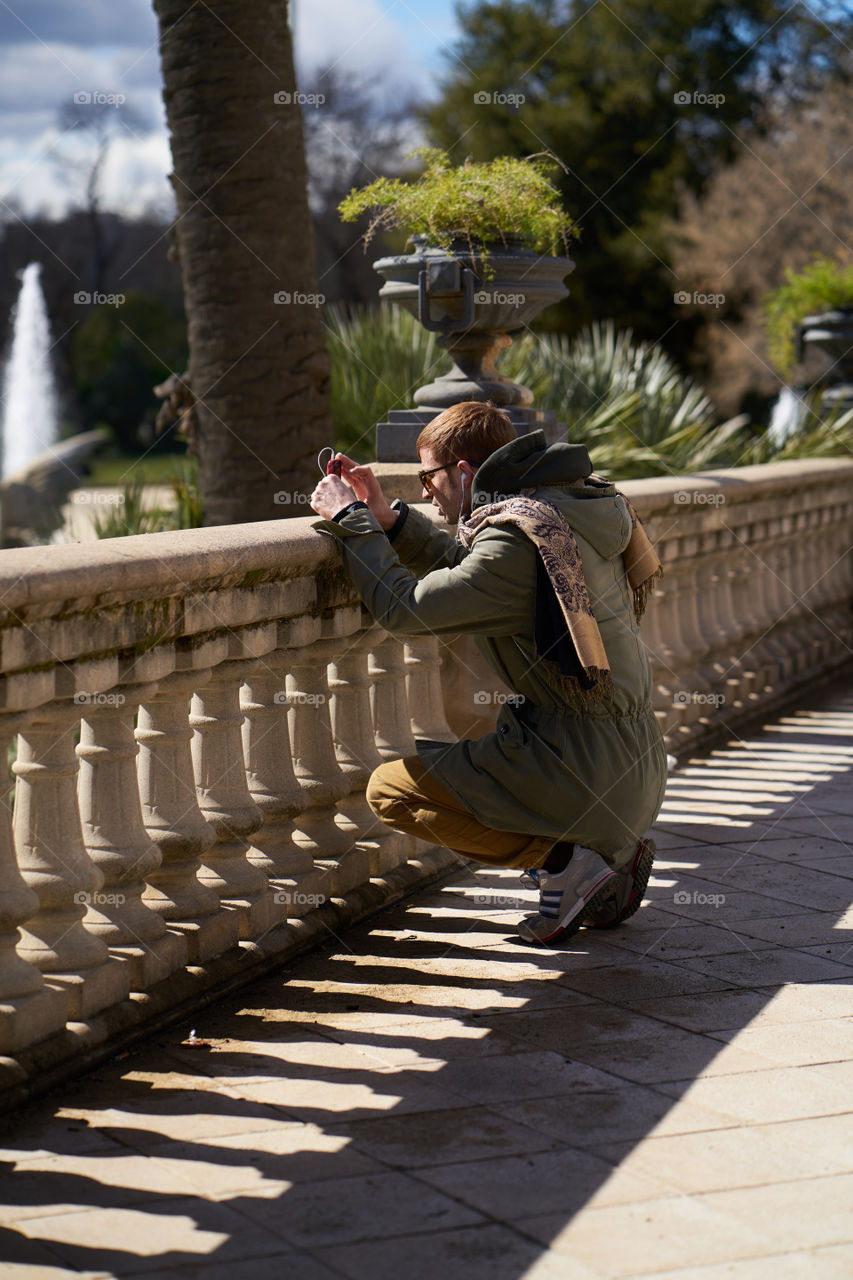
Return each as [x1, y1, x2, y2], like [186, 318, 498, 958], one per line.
[153, 0, 330, 524]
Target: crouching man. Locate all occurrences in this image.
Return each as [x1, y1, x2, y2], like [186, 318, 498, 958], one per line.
[310, 402, 668, 946]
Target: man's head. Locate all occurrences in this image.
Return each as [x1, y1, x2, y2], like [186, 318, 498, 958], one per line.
[416, 401, 515, 521]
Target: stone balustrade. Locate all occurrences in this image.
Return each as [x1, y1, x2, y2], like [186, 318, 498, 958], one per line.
[0, 457, 850, 1102]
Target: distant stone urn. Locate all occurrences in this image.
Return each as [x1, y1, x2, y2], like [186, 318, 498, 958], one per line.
[799, 307, 853, 410]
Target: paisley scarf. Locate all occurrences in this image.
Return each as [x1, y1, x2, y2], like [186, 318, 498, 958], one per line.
[457, 492, 662, 709]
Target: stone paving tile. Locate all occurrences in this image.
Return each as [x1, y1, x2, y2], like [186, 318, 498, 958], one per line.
[696, 1174, 853, 1251]
[674, 946, 853, 988]
[479, 1002, 777, 1085]
[318, 1016, 546, 1062]
[318, 1223, 597, 1280]
[414, 1146, 672, 1216]
[744, 835, 853, 862]
[137, 1253, 341, 1280]
[235, 1167, 485, 1247]
[655, 1063, 853, 1125]
[491, 1088, 738, 1148]
[150, 1123, 386, 1181]
[704, 1015, 853, 1066]
[597, 1117, 851, 1194]
[625, 1251, 852, 1279]
[596, 921, 776, 962]
[13, 1198, 288, 1274]
[336, 1103, 562, 1169]
[766, 814, 853, 844]
[730, 910, 849, 948]
[553, 956, 731, 1004]
[520, 1195, 778, 1274]
[657, 889, 805, 924]
[623, 980, 853, 1033]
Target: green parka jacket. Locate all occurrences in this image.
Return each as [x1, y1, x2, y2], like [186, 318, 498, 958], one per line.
[314, 430, 668, 871]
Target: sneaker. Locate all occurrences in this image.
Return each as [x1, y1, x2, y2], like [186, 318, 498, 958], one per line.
[580, 837, 656, 929]
[516, 846, 619, 945]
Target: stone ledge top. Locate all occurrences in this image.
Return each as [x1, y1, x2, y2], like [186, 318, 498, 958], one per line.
[0, 458, 849, 619]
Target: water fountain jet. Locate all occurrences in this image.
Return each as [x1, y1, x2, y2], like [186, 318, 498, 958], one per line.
[1, 262, 59, 478]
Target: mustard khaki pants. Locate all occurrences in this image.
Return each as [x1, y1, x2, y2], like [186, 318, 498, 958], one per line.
[365, 755, 555, 870]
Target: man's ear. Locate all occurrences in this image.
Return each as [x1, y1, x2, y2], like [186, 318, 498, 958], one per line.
[457, 459, 478, 483]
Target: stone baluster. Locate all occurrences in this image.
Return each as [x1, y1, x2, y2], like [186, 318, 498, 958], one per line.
[240, 654, 319, 918]
[655, 539, 708, 739]
[136, 669, 239, 963]
[405, 636, 455, 742]
[76, 673, 188, 992]
[369, 632, 417, 761]
[693, 543, 742, 711]
[329, 629, 408, 876]
[0, 713, 66, 1052]
[287, 634, 363, 898]
[734, 516, 782, 694]
[756, 521, 798, 686]
[14, 699, 131, 1020]
[190, 657, 276, 939]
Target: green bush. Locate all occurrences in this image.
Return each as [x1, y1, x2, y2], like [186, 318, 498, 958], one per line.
[764, 256, 853, 377]
[339, 147, 578, 262]
[92, 458, 202, 538]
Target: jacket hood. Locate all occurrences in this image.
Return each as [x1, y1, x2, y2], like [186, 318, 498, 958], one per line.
[472, 430, 591, 503]
[470, 430, 631, 562]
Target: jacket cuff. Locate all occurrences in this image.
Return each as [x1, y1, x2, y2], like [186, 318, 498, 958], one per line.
[387, 501, 409, 543]
[332, 500, 368, 522]
[388, 502, 440, 559]
[312, 505, 386, 540]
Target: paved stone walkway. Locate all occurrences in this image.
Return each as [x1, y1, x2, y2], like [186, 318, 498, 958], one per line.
[1, 682, 852, 1279]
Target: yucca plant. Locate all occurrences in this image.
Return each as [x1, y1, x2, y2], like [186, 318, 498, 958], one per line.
[327, 308, 753, 477]
[501, 322, 751, 477]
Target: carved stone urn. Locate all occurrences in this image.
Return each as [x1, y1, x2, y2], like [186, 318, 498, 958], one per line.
[371, 235, 574, 461]
[798, 307, 853, 411]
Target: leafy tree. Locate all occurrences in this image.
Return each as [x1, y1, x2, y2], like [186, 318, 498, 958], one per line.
[72, 292, 187, 451]
[424, 0, 853, 361]
[671, 77, 853, 415]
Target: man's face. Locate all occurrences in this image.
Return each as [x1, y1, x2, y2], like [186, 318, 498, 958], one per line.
[418, 446, 473, 523]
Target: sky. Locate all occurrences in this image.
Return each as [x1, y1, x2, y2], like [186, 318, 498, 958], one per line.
[0, 0, 461, 217]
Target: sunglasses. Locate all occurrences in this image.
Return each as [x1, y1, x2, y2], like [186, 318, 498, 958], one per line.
[418, 462, 455, 493]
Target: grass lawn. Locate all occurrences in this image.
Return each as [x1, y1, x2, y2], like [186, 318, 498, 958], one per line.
[82, 451, 195, 487]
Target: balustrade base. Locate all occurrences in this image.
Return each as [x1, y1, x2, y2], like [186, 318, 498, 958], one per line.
[315, 847, 372, 898]
[269, 866, 331, 919]
[370, 832, 414, 876]
[0, 842, 458, 1113]
[0, 985, 67, 1054]
[221, 889, 281, 941]
[45, 958, 131, 1021]
[110, 931, 189, 992]
[166, 911, 240, 964]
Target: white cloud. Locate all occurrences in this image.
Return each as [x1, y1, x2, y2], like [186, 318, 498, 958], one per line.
[293, 0, 430, 96]
[0, 1, 457, 217]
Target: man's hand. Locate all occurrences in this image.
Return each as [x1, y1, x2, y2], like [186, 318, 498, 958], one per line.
[336, 455, 397, 531]
[310, 473, 357, 520]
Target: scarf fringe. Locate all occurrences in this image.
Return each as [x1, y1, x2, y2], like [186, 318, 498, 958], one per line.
[632, 566, 664, 623]
[546, 664, 616, 712]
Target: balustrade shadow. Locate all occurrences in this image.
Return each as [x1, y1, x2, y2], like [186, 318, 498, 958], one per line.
[0, 691, 851, 1277]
